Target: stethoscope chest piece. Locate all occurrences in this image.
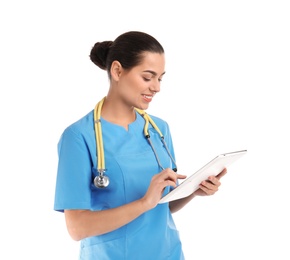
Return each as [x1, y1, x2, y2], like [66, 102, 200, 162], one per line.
[94, 174, 109, 188]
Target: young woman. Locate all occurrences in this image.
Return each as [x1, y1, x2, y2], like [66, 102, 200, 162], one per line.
[54, 31, 227, 259]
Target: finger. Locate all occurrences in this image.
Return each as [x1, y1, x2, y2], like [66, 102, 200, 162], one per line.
[216, 168, 227, 180]
[207, 176, 221, 186]
[161, 169, 186, 182]
[164, 179, 179, 188]
[164, 175, 186, 187]
[176, 174, 187, 180]
[155, 171, 179, 186]
[201, 180, 218, 190]
[198, 184, 216, 195]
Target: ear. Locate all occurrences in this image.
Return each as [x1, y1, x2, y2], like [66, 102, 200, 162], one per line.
[110, 61, 123, 81]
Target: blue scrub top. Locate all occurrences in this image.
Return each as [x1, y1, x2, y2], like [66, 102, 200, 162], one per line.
[54, 110, 184, 260]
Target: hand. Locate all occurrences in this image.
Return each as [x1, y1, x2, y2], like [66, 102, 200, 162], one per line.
[193, 168, 227, 197]
[141, 168, 187, 209]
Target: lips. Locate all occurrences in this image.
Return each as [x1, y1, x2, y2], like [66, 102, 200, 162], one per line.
[142, 95, 153, 102]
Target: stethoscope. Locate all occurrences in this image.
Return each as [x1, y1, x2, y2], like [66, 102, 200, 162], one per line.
[93, 97, 177, 188]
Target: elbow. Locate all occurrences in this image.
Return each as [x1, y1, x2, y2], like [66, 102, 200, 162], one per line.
[65, 210, 90, 241]
[64, 209, 105, 240]
[67, 226, 86, 241]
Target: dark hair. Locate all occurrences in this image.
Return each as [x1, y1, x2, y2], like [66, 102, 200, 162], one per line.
[89, 31, 164, 78]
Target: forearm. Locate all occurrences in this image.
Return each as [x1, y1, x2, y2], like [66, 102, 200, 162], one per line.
[169, 192, 196, 213]
[65, 198, 150, 241]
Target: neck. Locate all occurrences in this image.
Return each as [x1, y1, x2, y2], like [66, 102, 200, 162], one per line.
[99, 96, 136, 129]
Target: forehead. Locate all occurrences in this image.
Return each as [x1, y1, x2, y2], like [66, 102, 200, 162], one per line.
[136, 52, 165, 73]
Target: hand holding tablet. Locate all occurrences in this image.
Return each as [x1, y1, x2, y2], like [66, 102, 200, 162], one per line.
[159, 150, 247, 204]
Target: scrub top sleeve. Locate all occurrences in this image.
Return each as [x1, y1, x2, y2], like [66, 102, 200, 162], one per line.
[54, 127, 93, 212]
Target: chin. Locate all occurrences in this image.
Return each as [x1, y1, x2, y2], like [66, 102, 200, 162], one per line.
[139, 104, 150, 111]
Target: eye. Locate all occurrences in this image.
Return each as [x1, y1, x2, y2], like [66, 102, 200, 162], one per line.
[143, 77, 151, 82]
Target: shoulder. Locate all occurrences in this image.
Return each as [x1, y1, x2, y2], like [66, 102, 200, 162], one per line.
[147, 113, 170, 134]
[148, 113, 168, 126]
[61, 110, 94, 138]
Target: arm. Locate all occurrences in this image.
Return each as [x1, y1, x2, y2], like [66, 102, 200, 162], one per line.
[65, 168, 186, 241]
[169, 168, 227, 213]
[65, 199, 149, 241]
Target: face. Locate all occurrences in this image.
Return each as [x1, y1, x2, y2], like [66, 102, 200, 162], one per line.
[115, 52, 165, 110]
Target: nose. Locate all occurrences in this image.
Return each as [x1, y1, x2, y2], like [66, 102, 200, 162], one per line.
[149, 80, 161, 94]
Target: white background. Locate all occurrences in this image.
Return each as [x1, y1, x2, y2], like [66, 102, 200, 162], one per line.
[1, 0, 289, 259]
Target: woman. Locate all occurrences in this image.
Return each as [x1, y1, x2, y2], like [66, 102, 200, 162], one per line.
[54, 31, 227, 259]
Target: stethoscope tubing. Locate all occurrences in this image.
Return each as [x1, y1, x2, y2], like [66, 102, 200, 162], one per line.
[94, 97, 105, 173]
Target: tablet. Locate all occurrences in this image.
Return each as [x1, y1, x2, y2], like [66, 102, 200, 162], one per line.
[159, 150, 247, 204]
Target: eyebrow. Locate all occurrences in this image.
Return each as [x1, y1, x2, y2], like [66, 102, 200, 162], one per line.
[143, 70, 166, 77]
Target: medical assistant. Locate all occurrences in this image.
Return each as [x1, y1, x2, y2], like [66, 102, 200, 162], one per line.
[54, 110, 185, 260]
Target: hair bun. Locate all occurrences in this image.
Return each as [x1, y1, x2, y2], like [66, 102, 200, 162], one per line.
[89, 41, 113, 70]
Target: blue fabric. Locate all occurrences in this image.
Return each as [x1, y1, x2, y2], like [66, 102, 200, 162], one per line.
[54, 111, 184, 260]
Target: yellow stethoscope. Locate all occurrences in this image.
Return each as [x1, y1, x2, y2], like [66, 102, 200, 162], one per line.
[93, 97, 178, 188]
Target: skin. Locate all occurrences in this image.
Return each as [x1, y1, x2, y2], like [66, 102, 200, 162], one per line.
[64, 52, 227, 241]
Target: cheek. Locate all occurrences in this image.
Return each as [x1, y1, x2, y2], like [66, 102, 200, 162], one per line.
[123, 76, 147, 92]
